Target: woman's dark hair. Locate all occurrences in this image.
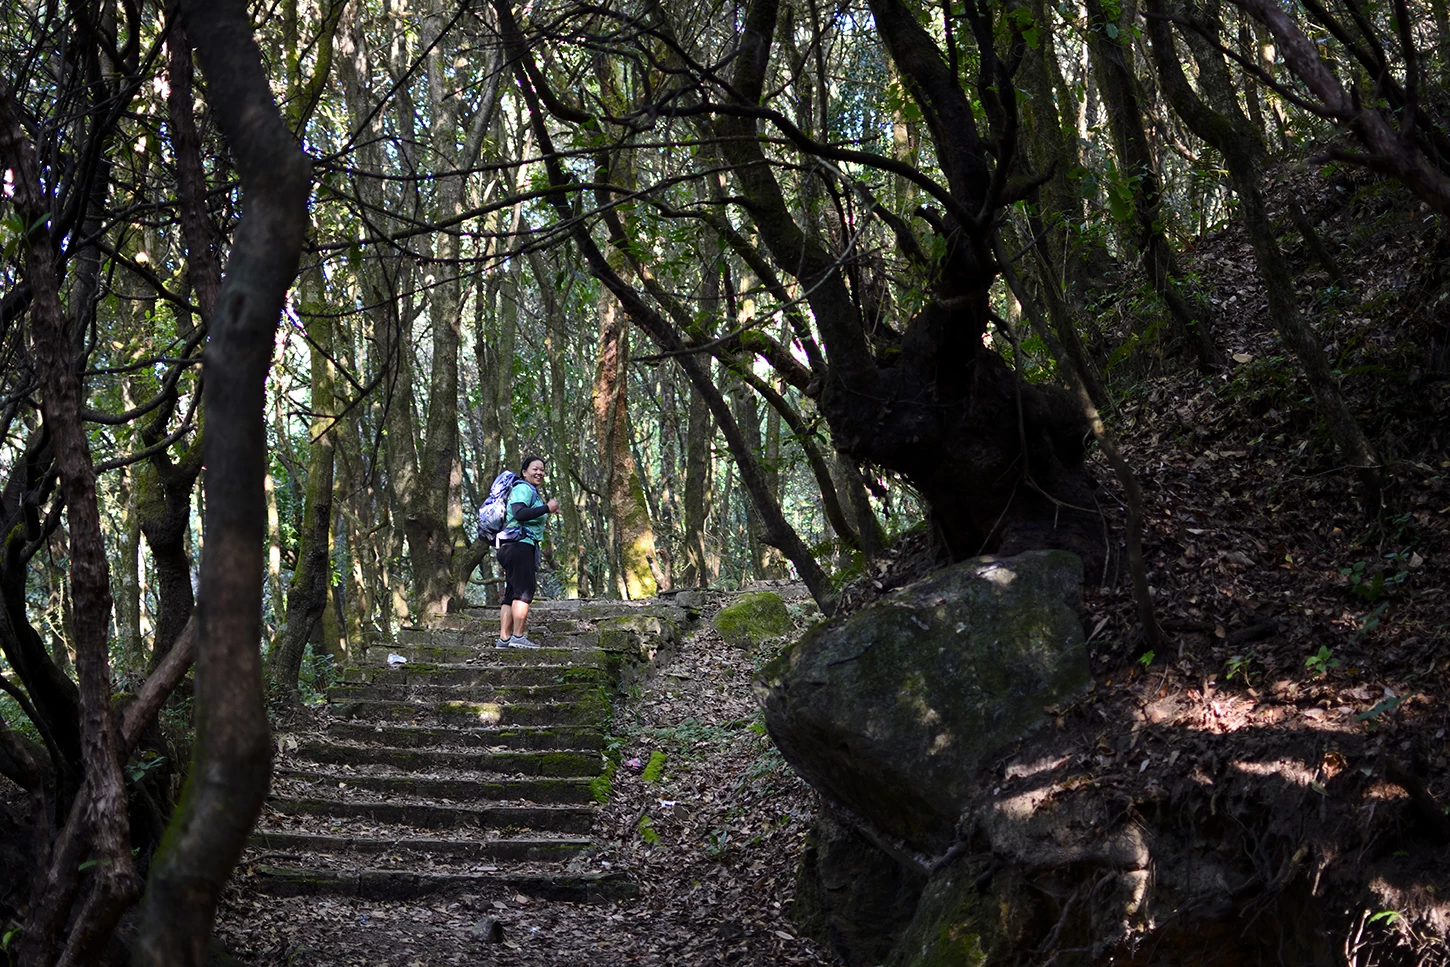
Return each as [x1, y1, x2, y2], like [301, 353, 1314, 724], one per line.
[520, 454, 545, 474]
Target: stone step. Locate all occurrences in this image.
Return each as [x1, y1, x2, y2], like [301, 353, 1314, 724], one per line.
[293, 741, 601, 777]
[248, 863, 637, 902]
[248, 829, 593, 864]
[372, 643, 605, 666]
[397, 627, 603, 649]
[324, 721, 605, 752]
[327, 698, 603, 728]
[268, 797, 596, 833]
[326, 681, 596, 704]
[274, 770, 598, 805]
[341, 663, 601, 687]
[448, 599, 693, 625]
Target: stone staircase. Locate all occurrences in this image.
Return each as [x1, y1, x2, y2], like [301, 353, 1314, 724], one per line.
[241, 599, 693, 903]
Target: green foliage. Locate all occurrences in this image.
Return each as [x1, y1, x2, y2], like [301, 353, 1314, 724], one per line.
[1137, 650, 1155, 669]
[1102, 159, 1146, 224]
[1004, 7, 1041, 48]
[1355, 601, 1390, 640]
[1221, 354, 1299, 413]
[1225, 650, 1256, 686]
[636, 813, 660, 845]
[740, 744, 786, 785]
[297, 647, 341, 706]
[1340, 553, 1411, 602]
[636, 717, 740, 751]
[702, 826, 730, 858]
[125, 750, 168, 784]
[1355, 694, 1403, 723]
[1304, 646, 1340, 677]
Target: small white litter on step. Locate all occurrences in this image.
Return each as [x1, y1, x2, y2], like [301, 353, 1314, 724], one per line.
[387, 653, 408, 666]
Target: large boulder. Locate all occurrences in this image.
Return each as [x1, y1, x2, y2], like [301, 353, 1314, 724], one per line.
[793, 810, 927, 967]
[884, 854, 999, 967]
[758, 550, 1088, 852]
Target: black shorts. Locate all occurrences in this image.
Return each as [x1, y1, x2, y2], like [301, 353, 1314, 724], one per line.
[497, 541, 537, 605]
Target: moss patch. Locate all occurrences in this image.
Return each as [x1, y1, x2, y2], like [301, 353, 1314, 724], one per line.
[641, 749, 667, 783]
[713, 592, 793, 649]
[590, 760, 617, 803]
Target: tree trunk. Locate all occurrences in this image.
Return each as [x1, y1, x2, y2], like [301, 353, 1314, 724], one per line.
[136, 455, 200, 668]
[679, 229, 719, 589]
[533, 249, 584, 598]
[716, 0, 1105, 575]
[135, 0, 310, 959]
[760, 374, 788, 579]
[269, 269, 338, 693]
[117, 465, 145, 668]
[1084, 0, 1221, 370]
[655, 367, 679, 590]
[1, 85, 136, 965]
[680, 379, 715, 587]
[728, 374, 766, 583]
[594, 285, 660, 599]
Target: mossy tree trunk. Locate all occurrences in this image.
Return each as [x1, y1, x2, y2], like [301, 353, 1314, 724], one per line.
[594, 284, 660, 599]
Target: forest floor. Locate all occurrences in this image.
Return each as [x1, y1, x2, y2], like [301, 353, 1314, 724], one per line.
[212, 617, 835, 966]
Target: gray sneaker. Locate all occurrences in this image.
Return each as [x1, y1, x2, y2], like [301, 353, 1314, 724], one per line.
[508, 634, 542, 650]
[495, 638, 511, 650]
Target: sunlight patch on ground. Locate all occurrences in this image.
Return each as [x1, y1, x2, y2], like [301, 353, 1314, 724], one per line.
[1004, 754, 1072, 780]
[1230, 757, 1316, 787]
[994, 785, 1056, 821]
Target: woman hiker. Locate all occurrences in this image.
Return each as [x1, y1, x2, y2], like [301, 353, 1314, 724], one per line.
[497, 454, 560, 649]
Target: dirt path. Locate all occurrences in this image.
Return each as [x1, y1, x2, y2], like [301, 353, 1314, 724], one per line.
[214, 600, 833, 966]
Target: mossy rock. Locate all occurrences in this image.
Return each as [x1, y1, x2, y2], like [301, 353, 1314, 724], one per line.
[884, 855, 998, 967]
[713, 592, 793, 649]
[795, 810, 927, 967]
[758, 550, 1087, 852]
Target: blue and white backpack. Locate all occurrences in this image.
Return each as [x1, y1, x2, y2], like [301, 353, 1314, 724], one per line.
[478, 470, 521, 544]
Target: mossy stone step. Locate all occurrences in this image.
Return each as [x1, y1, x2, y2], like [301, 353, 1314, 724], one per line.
[326, 681, 596, 704]
[294, 742, 600, 777]
[324, 721, 605, 752]
[268, 797, 596, 833]
[249, 830, 592, 863]
[341, 663, 600, 687]
[249, 864, 638, 902]
[275, 770, 597, 804]
[328, 698, 603, 728]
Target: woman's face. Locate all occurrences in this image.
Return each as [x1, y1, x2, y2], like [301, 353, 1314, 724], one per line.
[523, 460, 546, 487]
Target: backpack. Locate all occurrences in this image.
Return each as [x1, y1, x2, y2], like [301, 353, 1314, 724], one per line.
[478, 470, 521, 544]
